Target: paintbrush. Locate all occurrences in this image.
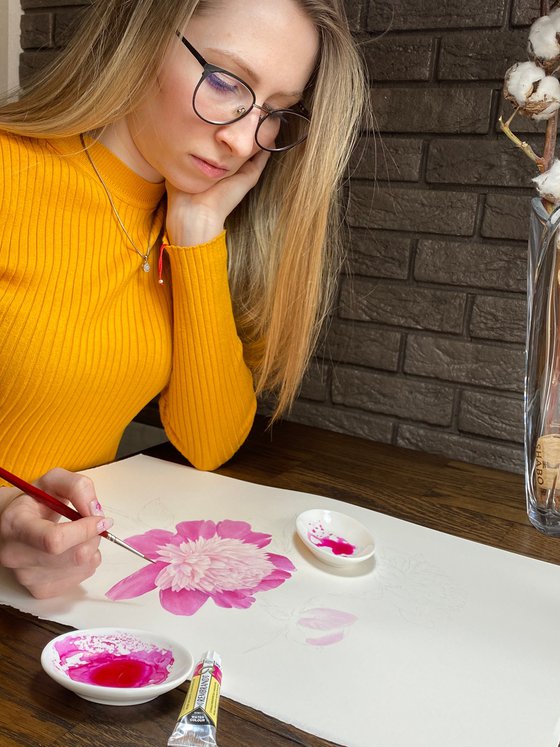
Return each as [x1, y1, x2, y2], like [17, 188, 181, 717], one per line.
[0, 466, 154, 564]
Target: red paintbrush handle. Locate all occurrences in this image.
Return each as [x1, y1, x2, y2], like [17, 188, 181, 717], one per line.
[0, 466, 82, 522]
[0, 465, 155, 563]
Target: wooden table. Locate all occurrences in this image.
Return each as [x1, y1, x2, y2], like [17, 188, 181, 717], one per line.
[2, 416, 559, 747]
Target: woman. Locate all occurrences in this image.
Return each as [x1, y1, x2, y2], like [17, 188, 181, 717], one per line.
[0, 0, 367, 597]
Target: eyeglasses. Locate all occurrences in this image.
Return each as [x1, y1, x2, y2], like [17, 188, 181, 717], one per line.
[176, 32, 311, 153]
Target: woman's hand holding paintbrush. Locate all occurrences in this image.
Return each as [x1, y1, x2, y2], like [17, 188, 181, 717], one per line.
[0, 466, 152, 599]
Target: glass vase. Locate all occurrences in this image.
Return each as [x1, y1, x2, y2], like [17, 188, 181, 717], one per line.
[525, 196, 560, 534]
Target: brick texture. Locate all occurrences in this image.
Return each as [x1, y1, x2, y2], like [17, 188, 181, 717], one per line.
[469, 296, 526, 342]
[332, 367, 455, 425]
[340, 278, 467, 333]
[414, 240, 526, 292]
[364, 37, 434, 81]
[370, 88, 494, 134]
[396, 424, 523, 472]
[458, 391, 523, 442]
[511, 1, 541, 26]
[482, 195, 531, 240]
[351, 137, 423, 181]
[426, 140, 534, 188]
[347, 230, 412, 278]
[438, 30, 527, 80]
[322, 320, 402, 370]
[19, 1, 88, 83]
[19, 1, 539, 474]
[288, 400, 394, 443]
[348, 186, 478, 234]
[367, 1, 506, 31]
[404, 336, 524, 391]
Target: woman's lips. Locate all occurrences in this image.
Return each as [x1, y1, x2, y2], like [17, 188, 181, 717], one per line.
[191, 155, 228, 178]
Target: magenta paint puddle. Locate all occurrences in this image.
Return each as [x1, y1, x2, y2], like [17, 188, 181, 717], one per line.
[307, 522, 357, 556]
[54, 632, 174, 688]
[313, 535, 356, 555]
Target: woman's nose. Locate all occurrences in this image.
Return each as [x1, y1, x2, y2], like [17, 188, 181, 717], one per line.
[215, 112, 260, 158]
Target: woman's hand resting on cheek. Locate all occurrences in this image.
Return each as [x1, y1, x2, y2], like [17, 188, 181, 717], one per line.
[0, 468, 112, 599]
[165, 149, 271, 247]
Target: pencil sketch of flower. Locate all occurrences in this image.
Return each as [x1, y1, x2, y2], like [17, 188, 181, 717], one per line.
[106, 519, 296, 615]
[371, 547, 466, 628]
[238, 597, 359, 653]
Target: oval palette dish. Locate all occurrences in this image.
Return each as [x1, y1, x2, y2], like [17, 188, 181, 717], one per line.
[296, 509, 375, 567]
[41, 627, 193, 706]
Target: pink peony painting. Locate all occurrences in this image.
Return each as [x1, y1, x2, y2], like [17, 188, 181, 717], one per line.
[106, 520, 296, 616]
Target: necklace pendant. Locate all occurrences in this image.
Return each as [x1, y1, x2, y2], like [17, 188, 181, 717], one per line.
[143, 261, 150, 273]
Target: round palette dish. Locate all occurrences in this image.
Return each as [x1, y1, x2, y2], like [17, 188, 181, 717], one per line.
[296, 509, 375, 567]
[41, 627, 193, 706]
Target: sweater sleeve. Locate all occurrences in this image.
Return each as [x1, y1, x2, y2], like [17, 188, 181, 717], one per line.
[158, 231, 257, 470]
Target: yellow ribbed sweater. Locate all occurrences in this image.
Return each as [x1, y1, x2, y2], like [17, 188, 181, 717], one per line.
[0, 131, 256, 481]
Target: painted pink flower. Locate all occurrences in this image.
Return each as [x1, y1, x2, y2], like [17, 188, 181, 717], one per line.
[296, 608, 357, 646]
[106, 520, 296, 616]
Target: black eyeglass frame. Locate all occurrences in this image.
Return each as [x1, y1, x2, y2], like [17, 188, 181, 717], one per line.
[176, 31, 311, 153]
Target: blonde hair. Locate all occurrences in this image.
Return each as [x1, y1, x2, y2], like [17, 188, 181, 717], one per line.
[0, 0, 368, 418]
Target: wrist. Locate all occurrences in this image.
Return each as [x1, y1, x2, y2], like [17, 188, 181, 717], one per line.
[168, 223, 225, 248]
[166, 204, 224, 248]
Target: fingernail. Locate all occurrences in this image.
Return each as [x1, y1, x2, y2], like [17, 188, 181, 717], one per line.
[97, 518, 114, 533]
[90, 500, 105, 517]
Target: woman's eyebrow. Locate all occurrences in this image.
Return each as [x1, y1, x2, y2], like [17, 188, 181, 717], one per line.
[205, 47, 304, 98]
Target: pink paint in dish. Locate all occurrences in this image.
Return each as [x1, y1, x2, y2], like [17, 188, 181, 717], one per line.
[313, 535, 356, 555]
[307, 522, 357, 556]
[54, 631, 174, 688]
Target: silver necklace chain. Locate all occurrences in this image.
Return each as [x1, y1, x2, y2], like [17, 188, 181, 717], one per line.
[81, 134, 155, 273]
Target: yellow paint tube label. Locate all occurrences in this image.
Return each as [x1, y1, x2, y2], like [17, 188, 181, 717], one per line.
[168, 651, 222, 746]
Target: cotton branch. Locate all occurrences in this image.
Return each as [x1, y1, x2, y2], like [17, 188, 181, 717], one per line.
[498, 113, 542, 165]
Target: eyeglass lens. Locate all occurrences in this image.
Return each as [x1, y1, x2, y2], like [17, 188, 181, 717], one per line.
[194, 71, 309, 152]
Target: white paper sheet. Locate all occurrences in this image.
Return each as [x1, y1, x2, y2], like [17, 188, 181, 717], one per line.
[1, 454, 559, 747]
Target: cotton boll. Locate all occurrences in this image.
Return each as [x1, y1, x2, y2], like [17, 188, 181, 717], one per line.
[528, 15, 560, 63]
[504, 61, 545, 106]
[533, 100, 560, 120]
[533, 159, 560, 203]
[504, 62, 560, 120]
[529, 75, 560, 120]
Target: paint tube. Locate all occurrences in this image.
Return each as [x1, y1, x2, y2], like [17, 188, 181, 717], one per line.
[168, 651, 222, 747]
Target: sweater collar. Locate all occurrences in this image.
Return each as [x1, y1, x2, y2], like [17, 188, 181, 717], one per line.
[50, 134, 166, 210]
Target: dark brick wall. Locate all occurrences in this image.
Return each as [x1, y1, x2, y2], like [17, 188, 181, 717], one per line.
[18, 0, 540, 473]
[289, 0, 540, 474]
[19, 1, 88, 83]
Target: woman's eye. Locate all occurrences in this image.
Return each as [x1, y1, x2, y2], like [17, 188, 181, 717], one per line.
[206, 72, 240, 95]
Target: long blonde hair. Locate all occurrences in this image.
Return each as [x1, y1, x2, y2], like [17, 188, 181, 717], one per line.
[0, 0, 368, 418]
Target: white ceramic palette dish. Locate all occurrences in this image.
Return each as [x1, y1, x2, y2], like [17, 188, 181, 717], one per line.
[41, 627, 193, 706]
[295, 509, 375, 567]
